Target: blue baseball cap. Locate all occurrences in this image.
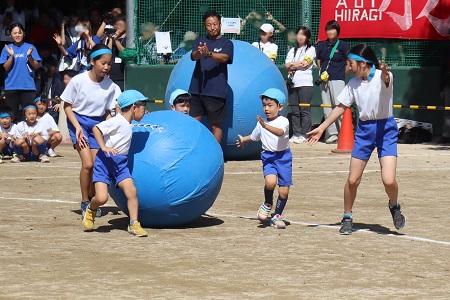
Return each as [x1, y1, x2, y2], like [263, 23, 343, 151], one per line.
[117, 90, 148, 109]
[260, 88, 286, 105]
[169, 89, 190, 105]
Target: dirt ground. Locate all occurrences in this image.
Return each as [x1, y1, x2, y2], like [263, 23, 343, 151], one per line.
[0, 142, 449, 299]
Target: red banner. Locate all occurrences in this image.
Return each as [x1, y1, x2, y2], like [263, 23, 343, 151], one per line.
[318, 0, 450, 40]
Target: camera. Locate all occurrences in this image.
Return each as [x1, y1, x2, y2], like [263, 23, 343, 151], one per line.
[315, 71, 329, 86]
[104, 27, 116, 35]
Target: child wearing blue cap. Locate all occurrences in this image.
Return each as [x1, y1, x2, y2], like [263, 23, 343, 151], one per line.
[308, 44, 406, 235]
[0, 107, 18, 163]
[236, 88, 292, 229]
[169, 89, 191, 114]
[60, 44, 121, 219]
[13, 105, 50, 163]
[83, 89, 148, 237]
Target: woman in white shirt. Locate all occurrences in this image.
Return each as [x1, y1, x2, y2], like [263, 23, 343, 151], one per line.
[285, 26, 315, 143]
[252, 23, 278, 62]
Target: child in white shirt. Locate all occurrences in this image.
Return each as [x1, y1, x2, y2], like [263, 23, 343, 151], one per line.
[236, 88, 292, 229]
[252, 23, 278, 62]
[0, 108, 18, 163]
[35, 97, 62, 157]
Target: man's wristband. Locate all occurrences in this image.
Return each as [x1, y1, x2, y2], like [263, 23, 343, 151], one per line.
[208, 52, 213, 58]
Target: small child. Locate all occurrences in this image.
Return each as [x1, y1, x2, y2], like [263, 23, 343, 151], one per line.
[35, 97, 63, 157]
[14, 105, 50, 163]
[307, 43, 406, 235]
[83, 90, 148, 237]
[236, 88, 292, 229]
[0, 108, 18, 163]
[169, 89, 191, 114]
[62, 70, 78, 87]
[252, 23, 278, 63]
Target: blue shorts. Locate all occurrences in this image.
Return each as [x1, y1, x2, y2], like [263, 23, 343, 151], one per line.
[2, 144, 14, 156]
[261, 149, 293, 187]
[67, 113, 104, 149]
[93, 151, 131, 187]
[352, 116, 398, 161]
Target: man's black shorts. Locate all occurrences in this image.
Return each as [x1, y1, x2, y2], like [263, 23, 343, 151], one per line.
[189, 94, 227, 123]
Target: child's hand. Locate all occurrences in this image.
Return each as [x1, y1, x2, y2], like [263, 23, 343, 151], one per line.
[306, 127, 324, 146]
[256, 115, 266, 128]
[75, 127, 88, 149]
[236, 134, 245, 148]
[379, 60, 391, 85]
[102, 146, 118, 156]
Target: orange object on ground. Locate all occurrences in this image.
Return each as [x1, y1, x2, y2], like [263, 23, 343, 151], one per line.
[332, 108, 354, 154]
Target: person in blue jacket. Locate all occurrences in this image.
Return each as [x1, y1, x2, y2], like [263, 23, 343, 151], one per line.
[0, 23, 41, 121]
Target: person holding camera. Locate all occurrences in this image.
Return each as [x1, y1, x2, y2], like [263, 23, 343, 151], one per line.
[285, 26, 315, 144]
[53, 18, 100, 72]
[57, 14, 80, 71]
[102, 14, 126, 91]
[0, 23, 41, 121]
[316, 20, 350, 144]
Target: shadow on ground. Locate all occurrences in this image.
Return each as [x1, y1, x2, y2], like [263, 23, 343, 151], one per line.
[308, 222, 404, 236]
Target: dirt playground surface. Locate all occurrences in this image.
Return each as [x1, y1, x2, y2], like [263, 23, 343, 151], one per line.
[0, 142, 449, 299]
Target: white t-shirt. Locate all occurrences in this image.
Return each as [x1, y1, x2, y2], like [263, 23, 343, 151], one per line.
[285, 45, 316, 87]
[338, 69, 393, 121]
[0, 123, 17, 142]
[15, 120, 50, 141]
[250, 116, 290, 152]
[60, 72, 121, 117]
[252, 41, 278, 60]
[96, 114, 132, 155]
[37, 113, 60, 133]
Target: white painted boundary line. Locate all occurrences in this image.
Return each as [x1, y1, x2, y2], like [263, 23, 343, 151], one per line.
[209, 212, 450, 246]
[0, 176, 77, 180]
[2, 195, 449, 246]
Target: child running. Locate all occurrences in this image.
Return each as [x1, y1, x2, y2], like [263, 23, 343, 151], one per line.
[0, 107, 18, 163]
[14, 105, 50, 163]
[169, 89, 191, 114]
[35, 97, 62, 157]
[60, 44, 121, 219]
[307, 43, 406, 235]
[236, 88, 292, 229]
[83, 90, 148, 237]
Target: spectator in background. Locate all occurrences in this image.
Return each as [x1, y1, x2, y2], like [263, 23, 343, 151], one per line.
[53, 18, 100, 72]
[252, 23, 278, 63]
[284, 28, 297, 53]
[29, 11, 58, 51]
[105, 14, 127, 90]
[0, 0, 25, 28]
[189, 11, 234, 143]
[439, 28, 450, 144]
[35, 57, 64, 124]
[57, 14, 80, 72]
[0, 23, 41, 121]
[170, 31, 197, 63]
[89, 9, 102, 36]
[316, 20, 350, 144]
[139, 22, 159, 64]
[240, 11, 285, 42]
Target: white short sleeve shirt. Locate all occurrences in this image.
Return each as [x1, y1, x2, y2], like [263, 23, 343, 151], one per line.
[338, 69, 393, 121]
[0, 123, 17, 142]
[60, 72, 121, 117]
[252, 41, 278, 60]
[285, 45, 316, 87]
[15, 120, 50, 141]
[250, 116, 290, 152]
[96, 114, 132, 155]
[38, 113, 60, 133]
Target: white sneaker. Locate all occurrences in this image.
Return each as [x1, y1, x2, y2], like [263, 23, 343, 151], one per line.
[39, 154, 50, 163]
[0, 156, 3, 164]
[47, 148, 57, 157]
[325, 135, 338, 144]
[10, 156, 21, 163]
[289, 136, 300, 143]
[293, 136, 307, 144]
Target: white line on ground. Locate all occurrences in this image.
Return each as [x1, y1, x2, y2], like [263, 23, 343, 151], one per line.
[0, 176, 77, 180]
[3, 195, 449, 246]
[209, 212, 450, 246]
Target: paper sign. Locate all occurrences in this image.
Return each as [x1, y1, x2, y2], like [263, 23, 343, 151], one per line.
[155, 31, 173, 53]
[221, 18, 241, 35]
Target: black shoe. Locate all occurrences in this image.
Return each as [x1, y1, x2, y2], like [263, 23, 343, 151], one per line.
[339, 217, 353, 235]
[389, 203, 406, 230]
[437, 136, 450, 144]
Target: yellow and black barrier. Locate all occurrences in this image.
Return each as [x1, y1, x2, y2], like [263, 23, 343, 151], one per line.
[148, 100, 450, 111]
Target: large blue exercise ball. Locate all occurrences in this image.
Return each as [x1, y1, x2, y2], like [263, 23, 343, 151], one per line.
[109, 110, 224, 227]
[165, 40, 287, 160]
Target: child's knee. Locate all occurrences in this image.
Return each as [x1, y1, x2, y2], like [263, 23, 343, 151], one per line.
[382, 176, 397, 187]
[347, 176, 362, 187]
[81, 160, 94, 170]
[278, 186, 290, 198]
[265, 177, 277, 190]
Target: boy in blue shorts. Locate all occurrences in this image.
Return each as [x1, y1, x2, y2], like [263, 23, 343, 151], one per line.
[82, 90, 149, 237]
[0, 107, 18, 163]
[236, 88, 292, 229]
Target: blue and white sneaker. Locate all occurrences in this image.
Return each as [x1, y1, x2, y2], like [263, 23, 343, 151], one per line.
[81, 201, 101, 219]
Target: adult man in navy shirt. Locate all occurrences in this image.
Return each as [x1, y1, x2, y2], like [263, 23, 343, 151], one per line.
[317, 20, 350, 144]
[189, 10, 234, 143]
